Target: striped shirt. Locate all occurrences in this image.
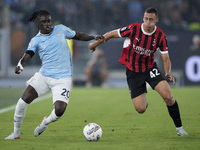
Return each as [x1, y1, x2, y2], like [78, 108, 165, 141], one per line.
[118, 23, 168, 73]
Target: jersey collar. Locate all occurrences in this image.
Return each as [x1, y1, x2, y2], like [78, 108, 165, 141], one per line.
[141, 23, 157, 35]
[39, 26, 54, 36]
[39, 31, 52, 36]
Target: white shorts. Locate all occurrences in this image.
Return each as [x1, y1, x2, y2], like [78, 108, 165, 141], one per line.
[26, 72, 72, 104]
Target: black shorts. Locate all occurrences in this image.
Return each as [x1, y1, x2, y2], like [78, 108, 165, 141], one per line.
[126, 63, 165, 99]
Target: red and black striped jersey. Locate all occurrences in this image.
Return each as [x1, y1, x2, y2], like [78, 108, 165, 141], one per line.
[118, 23, 168, 73]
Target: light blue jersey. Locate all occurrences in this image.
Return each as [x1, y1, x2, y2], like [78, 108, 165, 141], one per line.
[27, 24, 76, 79]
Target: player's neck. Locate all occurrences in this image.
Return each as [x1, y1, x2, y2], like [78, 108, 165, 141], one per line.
[40, 27, 53, 35]
[141, 23, 156, 35]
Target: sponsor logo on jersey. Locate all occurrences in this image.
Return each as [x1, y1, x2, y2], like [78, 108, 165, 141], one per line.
[133, 44, 153, 56]
[152, 39, 156, 46]
[136, 38, 140, 42]
[56, 32, 60, 36]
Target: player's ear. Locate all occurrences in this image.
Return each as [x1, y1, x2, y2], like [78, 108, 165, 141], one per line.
[156, 17, 159, 22]
[36, 18, 39, 25]
[36, 18, 40, 29]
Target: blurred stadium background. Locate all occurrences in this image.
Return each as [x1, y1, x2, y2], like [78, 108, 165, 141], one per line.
[0, 0, 200, 88]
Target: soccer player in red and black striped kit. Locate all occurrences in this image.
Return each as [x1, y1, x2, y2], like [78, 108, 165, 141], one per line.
[89, 7, 189, 136]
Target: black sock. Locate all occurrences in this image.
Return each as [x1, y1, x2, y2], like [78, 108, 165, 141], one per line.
[167, 101, 182, 128]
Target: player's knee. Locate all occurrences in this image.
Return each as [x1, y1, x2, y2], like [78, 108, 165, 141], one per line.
[21, 86, 38, 104]
[163, 95, 175, 106]
[136, 108, 146, 114]
[55, 107, 66, 117]
[21, 93, 36, 104]
[55, 101, 67, 117]
[55, 110, 65, 117]
[135, 106, 146, 114]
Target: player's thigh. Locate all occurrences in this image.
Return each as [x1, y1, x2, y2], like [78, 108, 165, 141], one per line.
[51, 77, 72, 105]
[126, 68, 147, 99]
[26, 72, 49, 97]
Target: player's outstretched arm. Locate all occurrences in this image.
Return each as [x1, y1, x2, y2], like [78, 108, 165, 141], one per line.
[89, 29, 119, 52]
[15, 53, 31, 74]
[72, 32, 104, 41]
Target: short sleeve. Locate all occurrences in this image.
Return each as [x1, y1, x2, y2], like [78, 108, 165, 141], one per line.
[119, 24, 135, 38]
[27, 37, 38, 53]
[59, 24, 76, 39]
[159, 35, 168, 53]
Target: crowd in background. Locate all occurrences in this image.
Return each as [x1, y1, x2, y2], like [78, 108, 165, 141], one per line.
[1, 0, 200, 32]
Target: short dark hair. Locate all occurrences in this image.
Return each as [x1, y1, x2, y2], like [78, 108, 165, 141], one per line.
[27, 10, 51, 22]
[145, 7, 158, 17]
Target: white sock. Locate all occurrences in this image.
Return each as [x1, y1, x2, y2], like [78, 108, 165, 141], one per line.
[176, 126, 183, 130]
[14, 98, 28, 134]
[44, 109, 60, 125]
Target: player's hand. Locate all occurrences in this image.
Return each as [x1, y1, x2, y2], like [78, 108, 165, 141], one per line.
[89, 43, 96, 53]
[89, 36, 105, 53]
[15, 66, 23, 74]
[94, 35, 105, 41]
[165, 73, 175, 84]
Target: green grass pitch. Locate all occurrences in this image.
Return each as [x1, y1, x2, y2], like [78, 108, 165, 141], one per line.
[0, 87, 200, 150]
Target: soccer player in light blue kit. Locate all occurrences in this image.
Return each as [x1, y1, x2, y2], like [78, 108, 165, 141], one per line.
[5, 10, 104, 139]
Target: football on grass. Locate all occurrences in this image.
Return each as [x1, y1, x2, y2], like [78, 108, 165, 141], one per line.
[83, 123, 102, 141]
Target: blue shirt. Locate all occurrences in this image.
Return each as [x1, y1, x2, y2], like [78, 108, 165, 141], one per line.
[27, 24, 76, 79]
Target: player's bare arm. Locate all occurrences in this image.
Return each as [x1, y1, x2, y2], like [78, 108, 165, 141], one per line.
[89, 29, 119, 52]
[72, 32, 104, 41]
[161, 53, 175, 84]
[15, 53, 31, 74]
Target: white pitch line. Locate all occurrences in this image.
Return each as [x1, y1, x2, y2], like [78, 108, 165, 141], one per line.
[0, 93, 52, 114]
